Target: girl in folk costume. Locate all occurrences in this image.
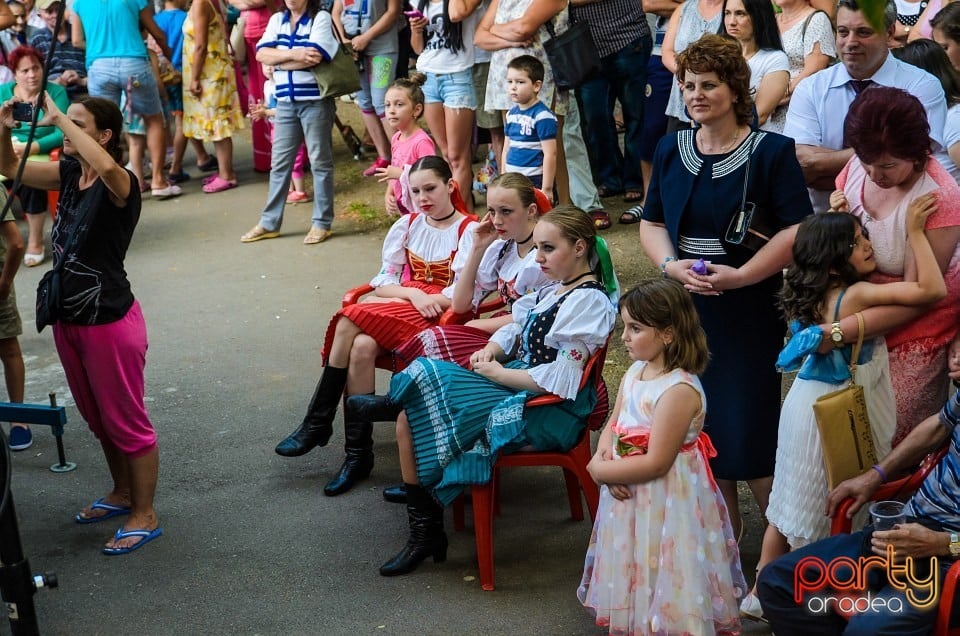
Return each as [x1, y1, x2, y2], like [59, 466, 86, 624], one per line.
[578, 279, 746, 635]
[395, 172, 552, 369]
[273, 155, 477, 498]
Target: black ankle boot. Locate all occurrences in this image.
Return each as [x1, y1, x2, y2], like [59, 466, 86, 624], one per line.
[382, 484, 407, 504]
[345, 394, 402, 423]
[380, 484, 448, 576]
[275, 367, 348, 457]
[323, 419, 374, 496]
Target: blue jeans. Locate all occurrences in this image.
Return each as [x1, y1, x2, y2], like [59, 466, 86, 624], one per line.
[88, 57, 163, 117]
[577, 35, 652, 193]
[258, 99, 335, 231]
[757, 529, 955, 635]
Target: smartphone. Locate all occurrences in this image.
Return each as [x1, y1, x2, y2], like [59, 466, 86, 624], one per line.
[12, 102, 33, 122]
[404, 9, 425, 19]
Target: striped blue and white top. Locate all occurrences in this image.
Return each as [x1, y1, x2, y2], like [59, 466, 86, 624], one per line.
[503, 101, 558, 181]
[257, 10, 338, 102]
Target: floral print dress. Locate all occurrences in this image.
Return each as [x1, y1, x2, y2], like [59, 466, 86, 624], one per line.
[578, 361, 745, 636]
[182, 0, 245, 142]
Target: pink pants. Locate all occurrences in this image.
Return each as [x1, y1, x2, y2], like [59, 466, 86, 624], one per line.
[52, 301, 157, 458]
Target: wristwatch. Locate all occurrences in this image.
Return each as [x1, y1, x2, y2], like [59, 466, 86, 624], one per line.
[830, 321, 844, 348]
[950, 532, 960, 557]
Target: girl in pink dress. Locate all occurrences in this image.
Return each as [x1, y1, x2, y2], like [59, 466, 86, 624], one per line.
[578, 279, 745, 635]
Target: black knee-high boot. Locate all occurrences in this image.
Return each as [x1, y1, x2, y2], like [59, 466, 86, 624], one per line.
[275, 366, 348, 457]
[379, 483, 448, 576]
[323, 417, 374, 496]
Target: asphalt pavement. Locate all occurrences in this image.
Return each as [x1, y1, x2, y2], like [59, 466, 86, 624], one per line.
[3, 132, 773, 636]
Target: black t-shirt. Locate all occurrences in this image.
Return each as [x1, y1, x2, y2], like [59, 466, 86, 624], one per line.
[50, 156, 140, 325]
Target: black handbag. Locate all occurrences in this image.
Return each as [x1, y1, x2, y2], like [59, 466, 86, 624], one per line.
[35, 191, 92, 332]
[542, 12, 602, 90]
[724, 133, 776, 253]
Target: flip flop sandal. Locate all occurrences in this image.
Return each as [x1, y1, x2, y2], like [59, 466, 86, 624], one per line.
[240, 225, 281, 243]
[152, 184, 183, 199]
[623, 191, 643, 203]
[102, 526, 163, 556]
[619, 204, 643, 225]
[75, 497, 132, 524]
[596, 186, 623, 199]
[303, 227, 333, 244]
[588, 209, 611, 230]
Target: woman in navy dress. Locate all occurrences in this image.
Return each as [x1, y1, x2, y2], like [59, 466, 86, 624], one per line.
[639, 34, 812, 540]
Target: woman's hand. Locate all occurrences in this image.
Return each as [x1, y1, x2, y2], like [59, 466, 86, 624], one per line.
[906, 192, 938, 235]
[473, 214, 499, 250]
[189, 79, 202, 98]
[828, 189, 849, 212]
[663, 258, 719, 295]
[696, 263, 747, 293]
[607, 483, 632, 500]
[408, 15, 428, 31]
[296, 47, 324, 66]
[350, 33, 370, 53]
[410, 290, 444, 319]
[472, 358, 504, 381]
[469, 344, 499, 367]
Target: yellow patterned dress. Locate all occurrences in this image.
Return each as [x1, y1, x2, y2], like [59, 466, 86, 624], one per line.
[182, 0, 245, 142]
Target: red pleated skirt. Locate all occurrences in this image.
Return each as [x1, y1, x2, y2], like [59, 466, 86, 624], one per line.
[322, 282, 444, 368]
[394, 324, 493, 369]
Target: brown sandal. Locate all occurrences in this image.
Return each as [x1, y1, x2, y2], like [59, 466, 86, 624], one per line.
[588, 209, 611, 230]
[240, 225, 280, 243]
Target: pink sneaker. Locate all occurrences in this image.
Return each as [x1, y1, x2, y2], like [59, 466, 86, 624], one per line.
[362, 157, 389, 177]
[286, 190, 309, 204]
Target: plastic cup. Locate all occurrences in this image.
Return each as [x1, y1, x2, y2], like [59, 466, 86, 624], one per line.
[870, 500, 906, 531]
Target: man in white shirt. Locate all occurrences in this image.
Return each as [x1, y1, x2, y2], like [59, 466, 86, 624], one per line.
[783, 0, 948, 212]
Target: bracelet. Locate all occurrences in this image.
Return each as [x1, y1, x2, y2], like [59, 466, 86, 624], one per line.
[871, 464, 887, 483]
[660, 256, 676, 278]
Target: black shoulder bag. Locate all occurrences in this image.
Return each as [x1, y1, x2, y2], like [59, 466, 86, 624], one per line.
[542, 8, 602, 90]
[36, 190, 92, 332]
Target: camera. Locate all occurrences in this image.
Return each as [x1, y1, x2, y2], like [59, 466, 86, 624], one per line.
[12, 102, 34, 122]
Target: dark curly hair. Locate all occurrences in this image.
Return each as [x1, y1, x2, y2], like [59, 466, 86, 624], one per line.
[676, 34, 754, 126]
[843, 86, 931, 167]
[781, 213, 864, 324]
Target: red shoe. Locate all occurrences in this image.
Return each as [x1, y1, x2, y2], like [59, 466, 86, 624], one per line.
[286, 190, 309, 203]
[202, 176, 238, 193]
[362, 157, 389, 177]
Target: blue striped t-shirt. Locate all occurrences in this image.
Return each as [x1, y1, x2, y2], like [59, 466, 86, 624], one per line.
[503, 101, 557, 181]
[257, 10, 338, 102]
[905, 390, 960, 532]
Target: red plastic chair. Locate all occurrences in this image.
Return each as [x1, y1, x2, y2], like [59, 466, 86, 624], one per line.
[451, 343, 610, 591]
[831, 444, 955, 634]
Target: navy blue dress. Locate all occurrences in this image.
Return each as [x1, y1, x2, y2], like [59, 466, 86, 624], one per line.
[643, 129, 813, 480]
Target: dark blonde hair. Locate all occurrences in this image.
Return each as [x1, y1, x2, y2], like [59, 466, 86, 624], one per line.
[539, 205, 597, 261]
[619, 279, 709, 375]
[676, 34, 753, 126]
[389, 73, 427, 112]
[488, 172, 537, 208]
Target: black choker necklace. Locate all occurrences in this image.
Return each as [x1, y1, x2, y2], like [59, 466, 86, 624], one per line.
[516, 230, 535, 245]
[561, 271, 594, 286]
[430, 209, 457, 223]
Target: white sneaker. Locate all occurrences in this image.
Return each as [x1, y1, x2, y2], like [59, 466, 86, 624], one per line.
[740, 593, 767, 622]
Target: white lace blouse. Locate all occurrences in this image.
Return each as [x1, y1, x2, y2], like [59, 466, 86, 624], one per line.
[369, 214, 479, 289]
[489, 283, 616, 400]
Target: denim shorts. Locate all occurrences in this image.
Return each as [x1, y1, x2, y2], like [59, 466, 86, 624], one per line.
[422, 68, 476, 110]
[87, 57, 163, 117]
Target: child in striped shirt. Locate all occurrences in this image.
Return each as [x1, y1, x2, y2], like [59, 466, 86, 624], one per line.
[502, 55, 557, 204]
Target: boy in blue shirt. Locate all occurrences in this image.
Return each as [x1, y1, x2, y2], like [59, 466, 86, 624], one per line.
[502, 55, 557, 203]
